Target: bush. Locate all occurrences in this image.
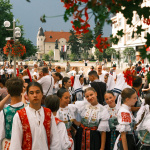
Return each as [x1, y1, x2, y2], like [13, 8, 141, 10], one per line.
[43, 54, 49, 61]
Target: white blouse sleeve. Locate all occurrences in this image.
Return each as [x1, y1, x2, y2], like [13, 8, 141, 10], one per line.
[50, 114, 61, 150]
[68, 104, 77, 118]
[116, 111, 131, 133]
[97, 106, 110, 132]
[74, 99, 89, 114]
[9, 113, 23, 150]
[0, 111, 5, 150]
[57, 122, 73, 150]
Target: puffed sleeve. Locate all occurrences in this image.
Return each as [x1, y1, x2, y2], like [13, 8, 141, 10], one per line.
[68, 104, 77, 119]
[74, 98, 89, 114]
[97, 105, 110, 132]
[116, 111, 131, 133]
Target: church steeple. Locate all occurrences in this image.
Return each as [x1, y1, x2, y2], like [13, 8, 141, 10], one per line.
[37, 27, 44, 36]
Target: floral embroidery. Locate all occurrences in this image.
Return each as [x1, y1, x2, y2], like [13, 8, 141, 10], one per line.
[121, 112, 131, 123]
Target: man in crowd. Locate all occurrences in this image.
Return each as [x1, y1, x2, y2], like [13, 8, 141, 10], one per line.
[88, 70, 106, 105]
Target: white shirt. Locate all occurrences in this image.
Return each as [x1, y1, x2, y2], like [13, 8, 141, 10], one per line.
[10, 106, 60, 150]
[0, 69, 4, 75]
[38, 75, 54, 95]
[56, 119, 74, 150]
[0, 102, 24, 150]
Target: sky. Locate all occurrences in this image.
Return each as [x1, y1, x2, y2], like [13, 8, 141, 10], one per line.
[9, 0, 112, 45]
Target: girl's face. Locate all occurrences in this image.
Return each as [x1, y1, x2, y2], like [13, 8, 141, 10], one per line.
[60, 91, 71, 108]
[104, 93, 116, 108]
[85, 90, 98, 106]
[126, 92, 137, 107]
[79, 77, 84, 85]
[65, 79, 72, 88]
[104, 75, 108, 83]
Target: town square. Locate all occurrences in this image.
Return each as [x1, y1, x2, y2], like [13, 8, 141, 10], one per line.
[1, 0, 150, 150]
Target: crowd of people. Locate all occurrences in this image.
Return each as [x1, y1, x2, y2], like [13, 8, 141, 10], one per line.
[0, 60, 150, 150]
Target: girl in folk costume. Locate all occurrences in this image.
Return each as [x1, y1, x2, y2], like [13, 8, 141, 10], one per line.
[10, 82, 60, 150]
[134, 93, 150, 150]
[73, 75, 84, 101]
[114, 88, 137, 150]
[45, 95, 74, 150]
[104, 91, 120, 150]
[71, 87, 110, 150]
[56, 88, 80, 139]
[104, 73, 116, 91]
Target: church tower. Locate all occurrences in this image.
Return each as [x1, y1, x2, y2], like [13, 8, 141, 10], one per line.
[37, 27, 45, 56]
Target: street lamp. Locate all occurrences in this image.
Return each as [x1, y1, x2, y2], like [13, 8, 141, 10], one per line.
[4, 19, 21, 77]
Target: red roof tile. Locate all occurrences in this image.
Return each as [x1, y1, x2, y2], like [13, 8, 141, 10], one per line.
[44, 31, 71, 42]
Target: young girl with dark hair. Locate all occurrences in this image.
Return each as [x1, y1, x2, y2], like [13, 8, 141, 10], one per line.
[45, 95, 74, 150]
[104, 91, 119, 150]
[56, 88, 80, 142]
[70, 87, 110, 150]
[134, 93, 150, 150]
[114, 88, 137, 150]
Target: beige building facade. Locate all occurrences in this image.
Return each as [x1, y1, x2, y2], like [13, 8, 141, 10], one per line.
[111, 0, 150, 64]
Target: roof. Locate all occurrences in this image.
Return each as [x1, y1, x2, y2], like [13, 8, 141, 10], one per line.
[44, 31, 71, 42]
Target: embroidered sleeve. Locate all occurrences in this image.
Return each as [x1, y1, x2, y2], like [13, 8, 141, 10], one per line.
[121, 112, 131, 123]
[116, 111, 131, 133]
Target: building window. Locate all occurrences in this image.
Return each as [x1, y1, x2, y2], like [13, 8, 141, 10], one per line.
[49, 46, 51, 49]
[41, 38, 42, 41]
[118, 18, 122, 26]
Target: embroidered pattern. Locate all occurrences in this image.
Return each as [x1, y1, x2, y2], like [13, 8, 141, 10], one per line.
[121, 112, 131, 123]
[17, 107, 51, 150]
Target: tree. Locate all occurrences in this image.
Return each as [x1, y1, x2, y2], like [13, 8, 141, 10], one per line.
[80, 29, 93, 59]
[94, 49, 103, 61]
[48, 50, 54, 60]
[68, 30, 80, 57]
[123, 47, 135, 63]
[57, 0, 150, 60]
[43, 54, 49, 61]
[20, 37, 37, 59]
[0, 0, 13, 60]
[105, 48, 116, 65]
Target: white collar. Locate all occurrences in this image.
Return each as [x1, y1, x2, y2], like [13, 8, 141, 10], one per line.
[122, 104, 131, 111]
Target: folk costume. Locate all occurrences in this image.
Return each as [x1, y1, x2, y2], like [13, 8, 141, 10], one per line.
[0, 102, 24, 150]
[73, 75, 84, 101]
[135, 105, 150, 149]
[71, 100, 110, 150]
[56, 105, 75, 138]
[55, 117, 74, 150]
[106, 73, 115, 91]
[9, 106, 60, 150]
[104, 105, 119, 150]
[114, 104, 136, 150]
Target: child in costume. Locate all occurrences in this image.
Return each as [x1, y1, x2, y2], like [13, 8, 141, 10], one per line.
[56, 88, 80, 139]
[104, 91, 119, 150]
[135, 93, 150, 149]
[72, 87, 110, 150]
[45, 95, 74, 150]
[114, 88, 137, 150]
[0, 78, 24, 150]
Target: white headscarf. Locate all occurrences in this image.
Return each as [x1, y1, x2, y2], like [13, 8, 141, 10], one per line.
[106, 74, 116, 91]
[73, 75, 83, 93]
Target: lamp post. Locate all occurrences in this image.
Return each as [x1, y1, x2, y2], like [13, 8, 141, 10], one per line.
[4, 19, 21, 77]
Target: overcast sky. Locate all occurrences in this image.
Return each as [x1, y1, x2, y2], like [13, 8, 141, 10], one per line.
[9, 0, 112, 45]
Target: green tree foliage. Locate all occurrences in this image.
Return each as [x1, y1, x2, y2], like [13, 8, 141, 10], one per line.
[80, 29, 93, 59]
[20, 37, 37, 59]
[0, 0, 13, 60]
[43, 54, 49, 61]
[94, 49, 103, 61]
[123, 47, 135, 62]
[105, 48, 116, 56]
[68, 30, 80, 55]
[48, 50, 54, 59]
